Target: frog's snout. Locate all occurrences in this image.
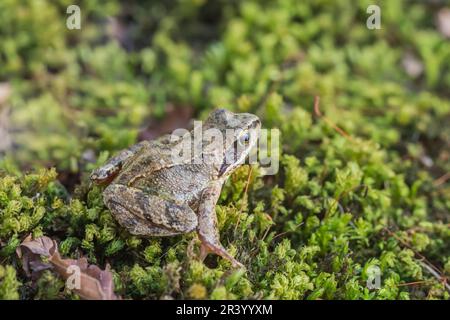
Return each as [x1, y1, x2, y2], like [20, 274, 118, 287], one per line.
[90, 169, 108, 183]
[90, 172, 102, 185]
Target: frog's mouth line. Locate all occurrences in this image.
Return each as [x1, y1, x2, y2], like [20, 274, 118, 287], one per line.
[217, 117, 260, 177]
[218, 140, 244, 177]
[218, 158, 230, 177]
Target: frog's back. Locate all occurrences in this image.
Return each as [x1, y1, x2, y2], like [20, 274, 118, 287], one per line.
[138, 164, 213, 207]
[113, 136, 175, 186]
[113, 139, 214, 208]
[113, 145, 158, 185]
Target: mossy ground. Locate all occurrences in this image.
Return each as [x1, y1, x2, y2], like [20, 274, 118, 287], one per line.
[0, 1, 449, 300]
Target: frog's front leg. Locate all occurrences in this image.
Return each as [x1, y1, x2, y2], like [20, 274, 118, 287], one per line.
[103, 184, 198, 236]
[197, 181, 244, 268]
[91, 141, 148, 185]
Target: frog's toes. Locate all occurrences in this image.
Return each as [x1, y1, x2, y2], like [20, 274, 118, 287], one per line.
[198, 237, 244, 269]
[90, 164, 120, 184]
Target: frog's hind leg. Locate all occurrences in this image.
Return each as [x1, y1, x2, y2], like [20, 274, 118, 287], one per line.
[105, 198, 179, 236]
[103, 184, 197, 236]
[197, 182, 244, 268]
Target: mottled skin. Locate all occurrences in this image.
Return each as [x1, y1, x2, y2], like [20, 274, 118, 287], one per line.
[91, 109, 261, 268]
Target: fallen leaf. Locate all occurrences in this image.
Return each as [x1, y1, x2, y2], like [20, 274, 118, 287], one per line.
[0, 82, 11, 105]
[436, 8, 450, 38]
[402, 52, 424, 78]
[0, 105, 12, 152]
[0, 82, 12, 152]
[106, 17, 134, 51]
[16, 234, 55, 278]
[17, 235, 120, 300]
[138, 104, 194, 141]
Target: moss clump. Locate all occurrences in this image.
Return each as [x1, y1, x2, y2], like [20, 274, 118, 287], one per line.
[0, 265, 21, 300]
[0, 0, 449, 299]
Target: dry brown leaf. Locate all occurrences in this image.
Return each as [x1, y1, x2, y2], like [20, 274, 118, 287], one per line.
[402, 52, 424, 78]
[16, 234, 56, 278]
[436, 8, 450, 38]
[138, 104, 194, 141]
[0, 82, 11, 105]
[17, 235, 120, 300]
[0, 83, 12, 152]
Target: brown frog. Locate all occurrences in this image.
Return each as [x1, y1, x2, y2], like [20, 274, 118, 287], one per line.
[90, 109, 261, 268]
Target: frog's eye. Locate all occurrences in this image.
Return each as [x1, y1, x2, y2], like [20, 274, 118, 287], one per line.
[239, 132, 250, 145]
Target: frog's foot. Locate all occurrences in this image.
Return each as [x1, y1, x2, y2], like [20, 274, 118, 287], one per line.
[197, 181, 244, 269]
[198, 234, 244, 269]
[103, 184, 197, 236]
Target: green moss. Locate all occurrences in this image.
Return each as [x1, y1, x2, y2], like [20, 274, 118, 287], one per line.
[0, 265, 21, 300]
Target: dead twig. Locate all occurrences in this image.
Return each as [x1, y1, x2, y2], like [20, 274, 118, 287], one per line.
[234, 165, 253, 233]
[419, 260, 450, 293]
[260, 214, 275, 242]
[396, 280, 434, 287]
[325, 184, 368, 218]
[383, 227, 450, 293]
[433, 172, 450, 187]
[313, 96, 355, 143]
[270, 222, 304, 242]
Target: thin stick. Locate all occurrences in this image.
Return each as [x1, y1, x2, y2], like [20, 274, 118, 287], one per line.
[396, 280, 433, 287]
[313, 96, 354, 142]
[419, 261, 450, 292]
[234, 165, 253, 233]
[270, 222, 304, 242]
[260, 214, 274, 242]
[383, 227, 450, 293]
[325, 184, 367, 218]
[384, 228, 441, 273]
[433, 172, 450, 187]
[243, 165, 253, 196]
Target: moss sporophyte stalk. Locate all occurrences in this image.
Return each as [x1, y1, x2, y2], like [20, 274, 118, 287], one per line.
[0, 0, 449, 300]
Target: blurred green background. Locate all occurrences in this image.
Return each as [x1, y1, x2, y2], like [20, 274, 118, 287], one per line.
[0, 0, 449, 300]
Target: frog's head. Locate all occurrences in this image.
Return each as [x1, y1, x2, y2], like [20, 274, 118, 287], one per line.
[205, 109, 261, 177]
